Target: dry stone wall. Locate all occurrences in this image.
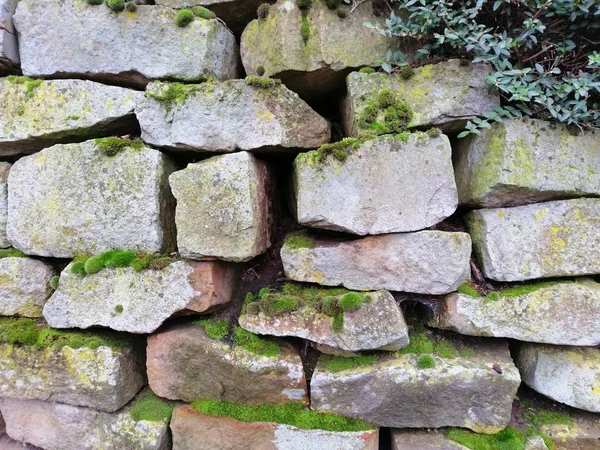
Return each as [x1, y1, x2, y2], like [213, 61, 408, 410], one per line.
[0, 0, 598, 449]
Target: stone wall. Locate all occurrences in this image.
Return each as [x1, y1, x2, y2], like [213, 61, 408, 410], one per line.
[0, 0, 598, 449]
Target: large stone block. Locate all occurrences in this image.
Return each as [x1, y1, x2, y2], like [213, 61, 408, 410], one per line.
[391, 429, 468, 450]
[13, 0, 239, 87]
[0, 0, 19, 74]
[516, 344, 600, 413]
[344, 60, 498, 135]
[7, 139, 176, 258]
[466, 198, 600, 282]
[0, 162, 10, 247]
[0, 257, 55, 317]
[454, 119, 600, 207]
[292, 134, 457, 235]
[137, 80, 330, 153]
[431, 279, 600, 346]
[241, 0, 397, 98]
[44, 260, 236, 334]
[170, 152, 271, 262]
[281, 231, 471, 294]
[0, 78, 140, 155]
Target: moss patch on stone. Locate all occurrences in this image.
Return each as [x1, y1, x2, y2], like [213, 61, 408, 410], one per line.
[358, 89, 413, 138]
[359, 67, 375, 74]
[191, 399, 374, 431]
[6, 76, 42, 98]
[146, 82, 208, 111]
[70, 251, 175, 277]
[106, 0, 125, 12]
[457, 280, 573, 302]
[49, 276, 60, 290]
[0, 248, 26, 259]
[175, 9, 195, 27]
[192, 6, 216, 19]
[94, 137, 144, 157]
[284, 231, 315, 249]
[320, 354, 380, 372]
[129, 390, 174, 423]
[417, 354, 436, 369]
[245, 76, 281, 88]
[194, 318, 230, 340]
[257, 3, 270, 19]
[446, 427, 529, 450]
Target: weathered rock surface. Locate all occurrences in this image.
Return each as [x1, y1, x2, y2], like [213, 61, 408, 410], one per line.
[537, 406, 600, 450]
[391, 429, 469, 450]
[171, 405, 379, 450]
[13, 0, 239, 87]
[0, 397, 170, 450]
[0, 162, 10, 247]
[466, 198, 600, 282]
[431, 279, 600, 346]
[147, 323, 307, 404]
[137, 80, 330, 153]
[0, 339, 145, 411]
[281, 231, 471, 294]
[0, 434, 41, 450]
[0, 0, 19, 74]
[0, 78, 140, 155]
[7, 140, 176, 258]
[241, 0, 397, 98]
[293, 134, 457, 235]
[170, 152, 271, 262]
[454, 119, 600, 207]
[239, 290, 409, 352]
[344, 60, 498, 135]
[311, 339, 520, 433]
[516, 344, 600, 413]
[0, 257, 55, 317]
[44, 260, 236, 334]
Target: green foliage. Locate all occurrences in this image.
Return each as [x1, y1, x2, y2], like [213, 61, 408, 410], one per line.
[194, 319, 230, 340]
[6, 76, 42, 98]
[191, 399, 374, 431]
[175, 9, 195, 27]
[359, 67, 375, 74]
[95, 137, 144, 157]
[257, 3, 270, 19]
[336, 7, 346, 18]
[129, 390, 174, 422]
[125, 1, 136, 12]
[49, 276, 60, 291]
[358, 90, 413, 137]
[86, 0, 104, 4]
[233, 326, 280, 357]
[284, 231, 315, 249]
[0, 248, 26, 259]
[192, 6, 216, 19]
[245, 76, 281, 88]
[417, 354, 436, 368]
[338, 293, 364, 312]
[320, 354, 380, 372]
[106, 0, 125, 12]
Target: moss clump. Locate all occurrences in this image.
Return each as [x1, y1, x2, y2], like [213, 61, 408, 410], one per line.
[86, 0, 104, 4]
[194, 319, 230, 340]
[397, 325, 459, 359]
[192, 6, 216, 19]
[320, 354, 380, 372]
[338, 293, 364, 312]
[359, 67, 375, 74]
[6, 76, 42, 98]
[313, 138, 361, 164]
[233, 326, 280, 357]
[175, 9, 195, 27]
[71, 251, 175, 277]
[297, 0, 312, 10]
[427, 127, 442, 138]
[400, 66, 414, 80]
[458, 281, 572, 302]
[146, 82, 206, 111]
[129, 390, 174, 423]
[114, 304, 124, 313]
[446, 427, 526, 450]
[245, 76, 281, 88]
[0, 248, 26, 259]
[106, 0, 125, 12]
[336, 7, 347, 17]
[125, 1, 136, 12]
[256, 65, 266, 76]
[358, 89, 413, 138]
[417, 354, 436, 369]
[521, 402, 574, 428]
[49, 276, 60, 291]
[258, 296, 302, 316]
[284, 231, 315, 249]
[300, 18, 310, 42]
[95, 137, 144, 157]
[257, 3, 270, 19]
[191, 399, 374, 431]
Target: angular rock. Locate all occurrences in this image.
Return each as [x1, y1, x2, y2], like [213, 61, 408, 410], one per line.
[7, 140, 176, 258]
[147, 323, 308, 404]
[391, 429, 469, 450]
[241, 0, 397, 98]
[0, 0, 19, 74]
[137, 80, 330, 153]
[0, 162, 10, 247]
[466, 198, 600, 282]
[0, 434, 41, 450]
[171, 405, 379, 450]
[0, 257, 55, 317]
[0, 78, 140, 155]
[0, 397, 170, 450]
[281, 231, 471, 294]
[44, 260, 236, 334]
[311, 339, 520, 433]
[344, 60, 499, 135]
[536, 406, 600, 450]
[293, 134, 457, 235]
[13, 0, 239, 87]
[239, 289, 409, 352]
[516, 344, 600, 413]
[454, 119, 600, 208]
[170, 152, 271, 262]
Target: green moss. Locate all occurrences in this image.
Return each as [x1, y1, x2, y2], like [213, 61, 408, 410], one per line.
[194, 319, 230, 340]
[320, 354, 380, 372]
[103, 250, 137, 268]
[245, 76, 281, 88]
[129, 390, 174, 423]
[436, 340, 458, 359]
[0, 248, 26, 259]
[70, 256, 88, 277]
[191, 399, 374, 431]
[192, 6, 216, 19]
[296, 0, 312, 10]
[359, 67, 375, 74]
[300, 17, 310, 42]
[417, 354, 436, 368]
[114, 304, 124, 313]
[49, 276, 60, 291]
[146, 82, 205, 111]
[457, 283, 480, 297]
[427, 127, 441, 138]
[338, 293, 364, 312]
[400, 66, 414, 80]
[106, 0, 125, 12]
[446, 427, 526, 450]
[458, 281, 571, 302]
[175, 9, 195, 27]
[397, 332, 434, 355]
[284, 231, 315, 249]
[72, 251, 175, 277]
[522, 405, 574, 428]
[257, 3, 270, 19]
[260, 296, 302, 316]
[6, 76, 43, 98]
[458, 348, 474, 358]
[332, 312, 344, 331]
[314, 138, 361, 164]
[86, 0, 104, 4]
[233, 326, 280, 357]
[95, 137, 144, 157]
[125, 1, 136, 12]
[358, 90, 413, 138]
[256, 65, 266, 76]
[336, 7, 346, 17]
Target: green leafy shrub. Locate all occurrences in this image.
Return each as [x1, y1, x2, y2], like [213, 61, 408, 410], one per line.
[106, 0, 125, 12]
[175, 9, 195, 27]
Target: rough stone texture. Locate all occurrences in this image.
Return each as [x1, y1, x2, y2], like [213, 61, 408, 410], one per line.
[0, 397, 170, 450]
[391, 429, 469, 450]
[0, 79, 140, 155]
[13, 0, 239, 87]
[0, 257, 55, 317]
[466, 198, 600, 282]
[7, 140, 176, 258]
[281, 231, 471, 294]
[170, 152, 271, 262]
[293, 134, 457, 235]
[137, 80, 330, 153]
[311, 338, 520, 433]
[431, 279, 600, 346]
[344, 60, 499, 135]
[239, 290, 409, 352]
[0, 434, 42, 450]
[454, 119, 600, 208]
[241, 0, 397, 99]
[0, 162, 10, 247]
[515, 344, 600, 413]
[171, 405, 379, 450]
[537, 407, 600, 450]
[44, 260, 236, 334]
[0, 340, 145, 412]
[147, 323, 307, 404]
[0, 0, 19, 74]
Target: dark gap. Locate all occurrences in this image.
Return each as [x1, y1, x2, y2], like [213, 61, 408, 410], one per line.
[378, 427, 392, 450]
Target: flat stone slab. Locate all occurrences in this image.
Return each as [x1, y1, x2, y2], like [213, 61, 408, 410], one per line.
[0, 162, 10, 247]
[171, 405, 379, 450]
[137, 80, 330, 153]
[7, 139, 176, 258]
[536, 406, 600, 450]
[293, 134, 457, 235]
[0, 397, 169, 450]
[0, 78, 140, 155]
[239, 289, 409, 352]
[344, 60, 498, 135]
[311, 338, 520, 433]
[281, 230, 471, 294]
[0, 0, 19, 74]
[392, 429, 468, 450]
[147, 323, 308, 404]
[170, 152, 271, 262]
[516, 344, 600, 413]
[466, 198, 600, 282]
[44, 260, 236, 334]
[0, 257, 55, 317]
[241, 0, 396, 98]
[454, 119, 600, 207]
[13, 0, 239, 87]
